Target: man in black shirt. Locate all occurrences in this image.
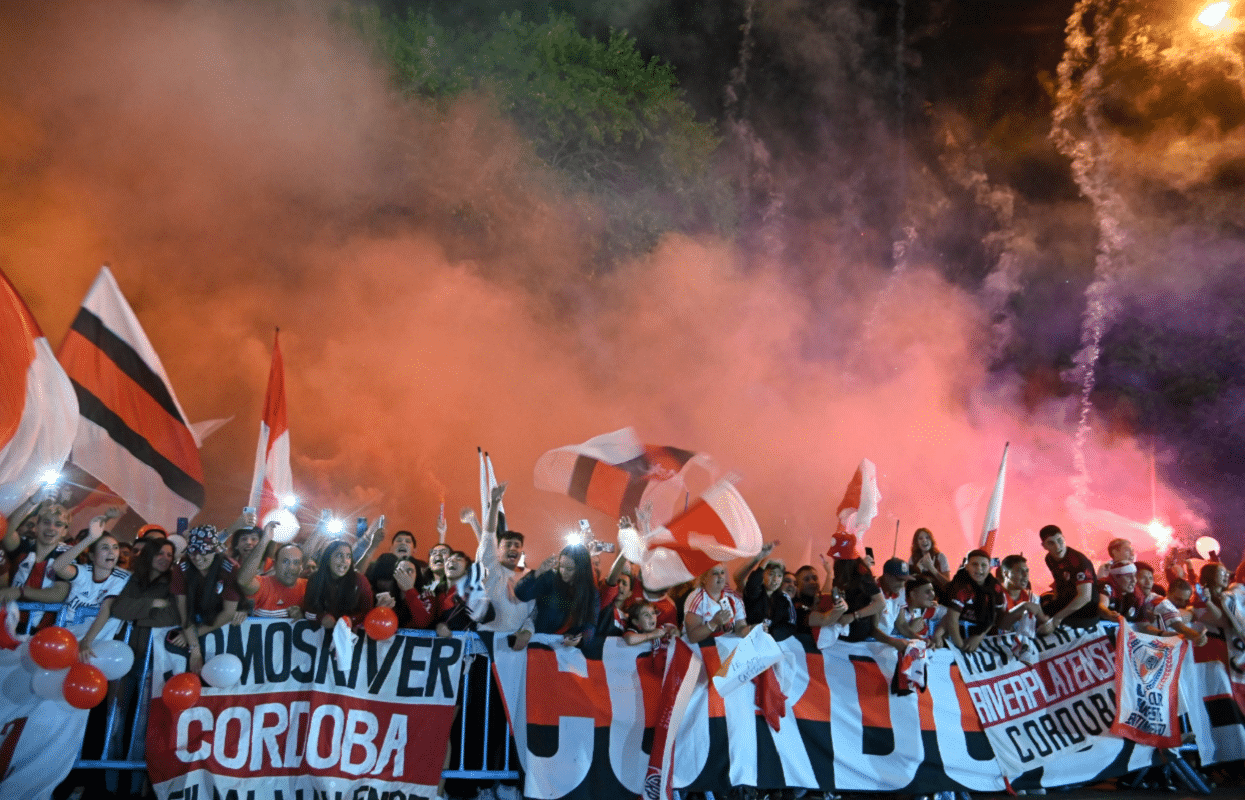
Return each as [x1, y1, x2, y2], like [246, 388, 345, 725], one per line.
[1037, 524, 1099, 634]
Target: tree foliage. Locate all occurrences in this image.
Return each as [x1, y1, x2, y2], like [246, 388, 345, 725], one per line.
[348, 5, 732, 258]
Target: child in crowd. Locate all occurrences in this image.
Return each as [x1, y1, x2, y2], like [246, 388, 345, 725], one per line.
[997, 554, 1049, 634]
[945, 550, 1006, 653]
[624, 600, 678, 649]
[894, 576, 947, 647]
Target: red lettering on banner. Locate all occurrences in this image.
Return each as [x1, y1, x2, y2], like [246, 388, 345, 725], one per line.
[792, 653, 830, 723]
[524, 648, 611, 727]
[850, 658, 891, 730]
[949, 664, 987, 734]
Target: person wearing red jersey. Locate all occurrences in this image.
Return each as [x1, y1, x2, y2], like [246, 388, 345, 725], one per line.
[238, 521, 306, 619]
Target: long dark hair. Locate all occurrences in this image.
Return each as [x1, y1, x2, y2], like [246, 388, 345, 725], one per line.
[184, 552, 227, 625]
[832, 557, 874, 597]
[131, 539, 175, 588]
[558, 544, 596, 631]
[305, 541, 361, 618]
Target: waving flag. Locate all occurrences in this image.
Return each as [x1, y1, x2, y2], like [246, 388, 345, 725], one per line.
[980, 443, 1009, 556]
[57, 266, 204, 526]
[0, 269, 78, 516]
[832, 458, 881, 542]
[248, 330, 292, 523]
[534, 427, 718, 523]
[619, 478, 762, 589]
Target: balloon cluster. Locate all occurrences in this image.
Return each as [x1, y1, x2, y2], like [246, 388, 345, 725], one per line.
[161, 653, 242, 711]
[16, 626, 129, 709]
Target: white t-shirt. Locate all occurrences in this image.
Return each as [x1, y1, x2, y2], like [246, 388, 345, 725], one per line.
[64, 565, 131, 640]
[683, 587, 745, 635]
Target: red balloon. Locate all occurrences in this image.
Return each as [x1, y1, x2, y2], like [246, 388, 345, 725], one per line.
[364, 606, 398, 640]
[62, 663, 108, 709]
[30, 626, 78, 670]
[162, 672, 201, 712]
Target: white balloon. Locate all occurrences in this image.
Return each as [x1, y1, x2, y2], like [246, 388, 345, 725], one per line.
[89, 639, 135, 681]
[1196, 536, 1221, 560]
[31, 667, 69, 700]
[201, 653, 243, 689]
[263, 509, 301, 544]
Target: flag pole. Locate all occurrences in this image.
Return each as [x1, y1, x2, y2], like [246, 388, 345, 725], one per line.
[892, 519, 900, 558]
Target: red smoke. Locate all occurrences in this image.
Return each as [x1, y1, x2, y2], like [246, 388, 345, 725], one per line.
[0, 2, 1210, 580]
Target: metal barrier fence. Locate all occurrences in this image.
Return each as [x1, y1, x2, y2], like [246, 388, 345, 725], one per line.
[13, 602, 519, 789]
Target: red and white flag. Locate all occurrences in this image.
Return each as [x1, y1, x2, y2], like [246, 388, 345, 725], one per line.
[620, 478, 763, 589]
[833, 458, 880, 539]
[533, 427, 718, 524]
[0, 269, 78, 516]
[58, 266, 204, 526]
[979, 443, 1009, 556]
[248, 330, 292, 523]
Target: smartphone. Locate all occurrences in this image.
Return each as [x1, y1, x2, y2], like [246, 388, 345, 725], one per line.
[578, 519, 591, 536]
[176, 517, 189, 536]
[243, 506, 257, 516]
[356, 517, 368, 537]
[377, 514, 386, 531]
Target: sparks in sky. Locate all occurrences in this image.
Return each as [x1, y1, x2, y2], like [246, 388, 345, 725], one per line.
[1146, 518, 1174, 551]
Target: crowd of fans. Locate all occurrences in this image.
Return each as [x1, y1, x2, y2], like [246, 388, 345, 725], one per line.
[3, 481, 1245, 800]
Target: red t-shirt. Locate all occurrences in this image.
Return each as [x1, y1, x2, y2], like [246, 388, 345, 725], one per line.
[251, 576, 307, 617]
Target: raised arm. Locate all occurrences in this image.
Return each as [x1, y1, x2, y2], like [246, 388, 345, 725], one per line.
[353, 516, 387, 575]
[3, 487, 52, 553]
[238, 520, 278, 596]
[485, 482, 506, 537]
[53, 512, 114, 580]
[733, 542, 775, 592]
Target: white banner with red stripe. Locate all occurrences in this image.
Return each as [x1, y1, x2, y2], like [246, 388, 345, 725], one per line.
[1110, 624, 1188, 747]
[146, 619, 467, 800]
[952, 627, 1156, 781]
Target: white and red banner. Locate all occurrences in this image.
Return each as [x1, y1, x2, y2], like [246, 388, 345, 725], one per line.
[0, 269, 78, 516]
[952, 627, 1155, 781]
[0, 642, 90, 800]
[492, 632, 1015, 799]
[1110, 624, 1188, 747]
[1184, 630, 1245, 765]
[248, 330, 292, 524]
[147, 618, 467, 800]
